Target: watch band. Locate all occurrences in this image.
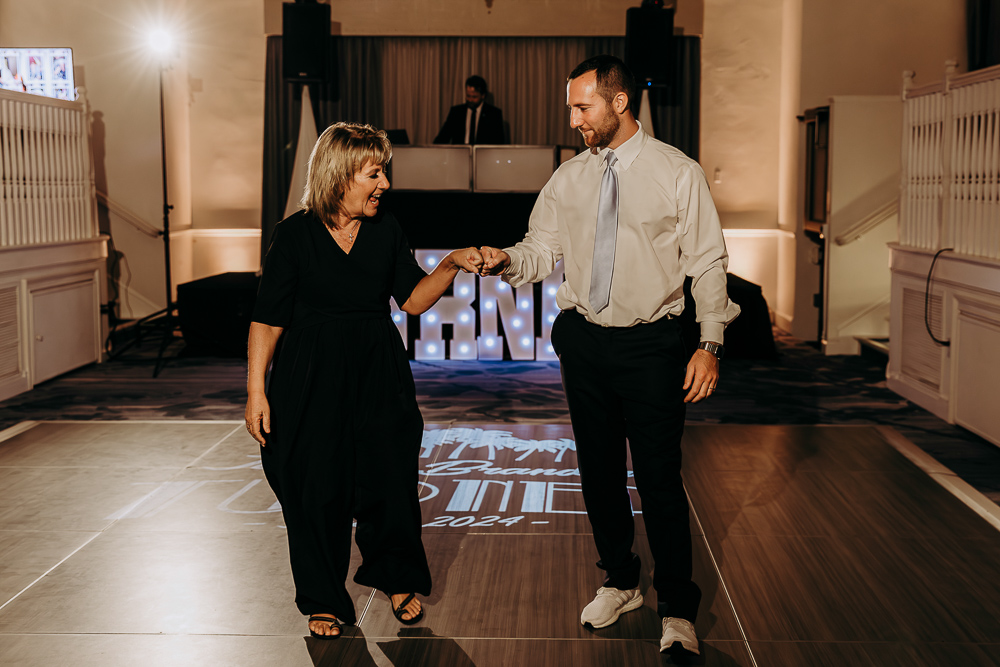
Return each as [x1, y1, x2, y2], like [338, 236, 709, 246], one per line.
[698, 341, 725, 359]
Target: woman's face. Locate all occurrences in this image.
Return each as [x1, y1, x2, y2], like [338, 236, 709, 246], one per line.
[340, 161, 389, 220]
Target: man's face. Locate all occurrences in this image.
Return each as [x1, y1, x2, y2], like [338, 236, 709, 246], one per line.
[465, 86, 485, 109]
[567, 70, 619, 148]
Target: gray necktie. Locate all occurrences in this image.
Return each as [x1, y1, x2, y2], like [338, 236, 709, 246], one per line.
[589, 150, 619, 314]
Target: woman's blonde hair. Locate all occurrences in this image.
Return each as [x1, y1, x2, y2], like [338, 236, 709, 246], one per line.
[300, 122, 392, 223]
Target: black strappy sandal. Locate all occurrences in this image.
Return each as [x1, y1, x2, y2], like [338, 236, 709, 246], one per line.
[388, 592, 424, 625]
[308, 614, 342, 640]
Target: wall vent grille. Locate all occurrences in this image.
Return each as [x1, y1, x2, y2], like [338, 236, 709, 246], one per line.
[0, 286, 20, 381]
[900, 287, 944, 389]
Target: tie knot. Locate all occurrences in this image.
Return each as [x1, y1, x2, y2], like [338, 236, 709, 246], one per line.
[605, 150, 618, 167]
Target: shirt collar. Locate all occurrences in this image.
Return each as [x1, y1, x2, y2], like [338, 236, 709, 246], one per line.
[595, 121, 646, 171]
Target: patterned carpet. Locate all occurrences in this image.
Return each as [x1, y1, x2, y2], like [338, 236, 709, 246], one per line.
[1, 329, 998, 503]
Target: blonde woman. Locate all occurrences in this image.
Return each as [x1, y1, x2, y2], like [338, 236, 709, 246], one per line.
[246, 122, 482, 639]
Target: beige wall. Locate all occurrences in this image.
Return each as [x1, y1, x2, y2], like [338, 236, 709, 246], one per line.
[186, 0, 265, 230]
[699, 0, 964, 336]
[0, 0, 264, 316]
[0, 0, 183, 315]
[263, 0, 703, 37]
[800, 0, 965, 110]
[1, 0, 969, 332]
[782, 0, 964, 338]
[701, 0, 783, 231]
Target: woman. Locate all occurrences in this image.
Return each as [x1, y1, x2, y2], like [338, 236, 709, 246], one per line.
[245, 122, 482, 639]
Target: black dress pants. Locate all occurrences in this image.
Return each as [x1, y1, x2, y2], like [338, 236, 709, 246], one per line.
[551, 309, 701, 622]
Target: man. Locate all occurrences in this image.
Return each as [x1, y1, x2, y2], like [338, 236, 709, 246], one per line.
[479, 55, 738, 656]
[433, 75, 506, 145]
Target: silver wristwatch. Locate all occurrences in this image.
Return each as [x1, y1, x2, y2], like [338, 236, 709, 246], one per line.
[697, 341, 724, 360]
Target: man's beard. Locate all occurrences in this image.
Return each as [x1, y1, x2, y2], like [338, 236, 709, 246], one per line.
[583, 109, 621, 148]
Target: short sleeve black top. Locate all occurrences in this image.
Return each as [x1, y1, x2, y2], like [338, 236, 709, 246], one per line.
[252, 210, 427, 328]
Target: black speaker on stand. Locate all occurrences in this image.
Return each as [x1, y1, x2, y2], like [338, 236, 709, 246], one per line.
[625, 2, 675, 86]
[282, 0, 331, 82]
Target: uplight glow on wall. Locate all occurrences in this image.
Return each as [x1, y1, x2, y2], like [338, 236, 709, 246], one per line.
[389, 252, 566, 360]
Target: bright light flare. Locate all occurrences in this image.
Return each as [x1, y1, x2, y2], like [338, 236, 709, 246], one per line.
[147, 28, 175, 57]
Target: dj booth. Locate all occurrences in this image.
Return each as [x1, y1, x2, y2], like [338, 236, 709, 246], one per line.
[178, 145, 775, 360]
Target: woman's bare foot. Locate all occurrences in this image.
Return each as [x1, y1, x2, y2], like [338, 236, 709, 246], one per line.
[390, 593, 422, 622]
[308, 614, 341, 638]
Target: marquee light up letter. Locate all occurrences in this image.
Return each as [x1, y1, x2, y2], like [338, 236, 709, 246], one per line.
[414, 250, 477, 360]
[405, 252, 565, 361]
[537, 262, 564, 360]
[390, 297, 407, 342]
[479, 276, 534, 360]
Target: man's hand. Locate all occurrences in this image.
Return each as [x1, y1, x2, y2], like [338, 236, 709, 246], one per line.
[449, 247, 484, 273]
[683, 349, 720, 403]
[479, 246, 510, 276]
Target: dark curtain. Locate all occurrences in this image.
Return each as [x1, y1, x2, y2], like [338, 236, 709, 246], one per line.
[968, 0, 1000, 71]
[651, 36, 701, 161]
[261, 36, 383, 259]
[260, 35, 700, 260]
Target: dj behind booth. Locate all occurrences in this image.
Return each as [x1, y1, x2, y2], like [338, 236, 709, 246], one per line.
[177, 143, 775, 362]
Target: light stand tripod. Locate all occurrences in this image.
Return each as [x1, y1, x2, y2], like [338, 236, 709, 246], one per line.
[109, 59, 181, 377]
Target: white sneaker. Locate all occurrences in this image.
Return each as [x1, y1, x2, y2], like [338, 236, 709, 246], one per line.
[579, 587, 643, 628]
[660, 617, 699, 655]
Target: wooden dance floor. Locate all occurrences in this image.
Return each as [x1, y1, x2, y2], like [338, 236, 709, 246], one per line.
[1, 420, 999, 666]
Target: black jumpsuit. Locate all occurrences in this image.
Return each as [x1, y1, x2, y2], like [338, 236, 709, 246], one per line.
[251, 210, 432, 623]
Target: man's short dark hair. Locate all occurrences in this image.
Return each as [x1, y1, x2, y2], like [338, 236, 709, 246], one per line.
[568, 55, 636, 112]
[465, 75, 488, 94]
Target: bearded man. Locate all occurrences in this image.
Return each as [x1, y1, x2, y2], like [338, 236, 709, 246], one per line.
[479, 54, 739, 656]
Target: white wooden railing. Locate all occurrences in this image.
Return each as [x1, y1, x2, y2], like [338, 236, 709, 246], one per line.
[902, 62, 1000, 259]
[0, 87, 97, 247]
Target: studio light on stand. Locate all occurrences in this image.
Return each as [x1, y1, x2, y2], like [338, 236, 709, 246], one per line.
[625, 0, 674, 138]
[149, 28, 180, 376]
[112, 27, 180, 376]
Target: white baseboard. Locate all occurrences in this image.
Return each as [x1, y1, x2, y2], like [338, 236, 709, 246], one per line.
[878, 426, 1000, 533]
[887, 372, 950, 422]
[0, 373, 31, 403]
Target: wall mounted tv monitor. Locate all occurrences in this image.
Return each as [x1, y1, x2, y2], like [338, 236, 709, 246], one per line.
[0, 48, 76, 100]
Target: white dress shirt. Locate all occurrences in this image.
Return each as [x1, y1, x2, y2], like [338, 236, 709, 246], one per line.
[503, 123, 740, 343]
[464, 104, 483, 144]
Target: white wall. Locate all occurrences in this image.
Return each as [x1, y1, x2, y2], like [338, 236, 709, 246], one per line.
[0, 0, 968, 330]
[0, 0, 265, 317]
[800, 0, 965, 110]
[781, 0, 964, 339]
[266, 0, 704, 37]
[186, 0, 265, 231]
[701, 0, 783, 231]
[0, 1, 181, 316]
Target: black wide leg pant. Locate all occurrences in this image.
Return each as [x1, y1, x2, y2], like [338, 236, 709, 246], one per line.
[551, 309, 701, 622]
[260, 319, 432, 624]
